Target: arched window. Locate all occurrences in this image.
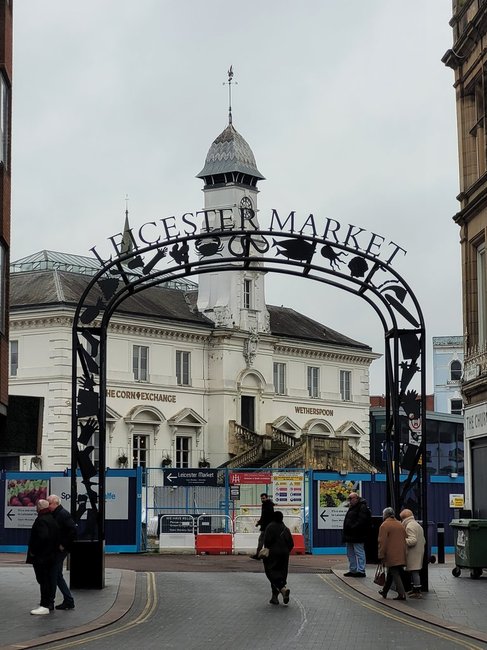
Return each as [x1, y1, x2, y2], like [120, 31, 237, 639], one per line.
[450, 360, 462, 381]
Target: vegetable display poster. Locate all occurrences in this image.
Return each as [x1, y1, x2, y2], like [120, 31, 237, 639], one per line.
[317, 479, 360, 530]
[5, 478, 50, 529]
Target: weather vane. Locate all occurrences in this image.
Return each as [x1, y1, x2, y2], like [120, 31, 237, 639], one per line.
[224, 65, 237, 125]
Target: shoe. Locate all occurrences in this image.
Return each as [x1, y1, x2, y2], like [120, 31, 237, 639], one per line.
[378, 589, 387, 598]
[55, 602, 75, 610]
[408, 592, 423, 599]
[354, 572, 366, 578]
[393, 595, 406, 601]
[269, 596, 279, 605]
[343, 571, 357, 577]
[31, 606, 50, 616]
[281, 587, 290, 604]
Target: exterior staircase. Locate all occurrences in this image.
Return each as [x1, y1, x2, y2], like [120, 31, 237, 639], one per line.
[221, 420, 378, 472]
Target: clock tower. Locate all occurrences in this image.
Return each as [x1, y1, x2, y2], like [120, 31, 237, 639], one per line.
[196, 79, 269, 334]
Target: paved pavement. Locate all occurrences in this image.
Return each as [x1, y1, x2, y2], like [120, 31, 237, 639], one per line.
[0, 553, 486, 649]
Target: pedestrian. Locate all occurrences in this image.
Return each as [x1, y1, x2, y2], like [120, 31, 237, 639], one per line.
[377, 506, 407, 601]
[342, 491, 371, 577]
[262, 510, 294, 605]
[26, 498, 60, 615]
[400, 508, 425, 599]
[250, 492, 274, 560]
[47, 494, 77, 610]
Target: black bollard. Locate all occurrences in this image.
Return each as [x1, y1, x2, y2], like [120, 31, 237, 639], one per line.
[437, 522, 445, 564]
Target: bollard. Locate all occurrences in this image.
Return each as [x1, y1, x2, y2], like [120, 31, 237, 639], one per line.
[437, 522, 445, 564]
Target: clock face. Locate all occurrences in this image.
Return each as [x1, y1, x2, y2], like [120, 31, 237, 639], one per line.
[240, 196, 253, 219]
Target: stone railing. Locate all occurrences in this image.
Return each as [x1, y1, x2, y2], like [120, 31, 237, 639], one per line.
[268, 425, 298, 448]
[224, 442, 264, 469]
[228, 420, 261, 456]
[262, 441, 306, 468]
[349, 447, 378, 473]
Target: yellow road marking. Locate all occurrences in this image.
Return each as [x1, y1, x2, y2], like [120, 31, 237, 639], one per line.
[44, 572, 157, 649]
[318, 574, 485, 650]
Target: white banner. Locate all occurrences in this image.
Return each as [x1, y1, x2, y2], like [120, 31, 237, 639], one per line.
[50, 477, 129, 520]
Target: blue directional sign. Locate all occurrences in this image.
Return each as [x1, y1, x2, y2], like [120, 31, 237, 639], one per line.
[162, 468, 225, 487]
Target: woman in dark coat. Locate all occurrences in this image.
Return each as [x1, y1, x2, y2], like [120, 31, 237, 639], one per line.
[262, 511, 294, 605]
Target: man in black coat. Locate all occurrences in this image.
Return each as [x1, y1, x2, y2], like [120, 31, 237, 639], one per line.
[48, 494, 77, 609]
[342, 492, 371, 577]
[27, 499, 60, 615]
[250, 492, 275, 560]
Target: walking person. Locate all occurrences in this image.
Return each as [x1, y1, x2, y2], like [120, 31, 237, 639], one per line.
[400, 508, 426, 599]
[342, 491, 371, 577]
[377, 507, 407, 601]
[47, 494, 77, 610]
[250, 492, 274, 560]
[26, 499, 60, 615]
[262, 511, 294, 605]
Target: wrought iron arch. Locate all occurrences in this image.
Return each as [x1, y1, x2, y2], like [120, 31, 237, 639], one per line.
[70, 227, 427, 583]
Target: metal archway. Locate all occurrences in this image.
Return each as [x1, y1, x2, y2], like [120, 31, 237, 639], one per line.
[70, 225, 427, 586]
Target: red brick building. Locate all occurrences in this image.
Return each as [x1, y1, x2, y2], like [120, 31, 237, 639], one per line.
[0, 0, 12, 439]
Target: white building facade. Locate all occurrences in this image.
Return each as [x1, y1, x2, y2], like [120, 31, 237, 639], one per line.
[432, 336, 464, 414]
[9, 119, 379, 474]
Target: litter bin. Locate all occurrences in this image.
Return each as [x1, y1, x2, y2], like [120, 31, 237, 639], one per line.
[450, 519, 487, 579]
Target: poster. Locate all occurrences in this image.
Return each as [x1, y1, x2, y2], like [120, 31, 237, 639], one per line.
[317, 479, 360, 530]
[4, 478, 49, 529]
[272, 472, 304, 505]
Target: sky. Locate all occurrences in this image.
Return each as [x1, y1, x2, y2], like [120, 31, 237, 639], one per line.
[11, 1, 461, 394]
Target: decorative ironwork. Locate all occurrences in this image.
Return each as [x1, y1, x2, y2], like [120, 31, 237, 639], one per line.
[71, 217, 426, 584]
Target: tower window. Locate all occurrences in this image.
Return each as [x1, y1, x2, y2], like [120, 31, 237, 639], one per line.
[450, 360, 462, 382]
[243, 279, 252, 309]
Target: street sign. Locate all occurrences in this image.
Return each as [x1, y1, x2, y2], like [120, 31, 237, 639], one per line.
[162, 468, 225, 487]
[229, 471, 272, 485]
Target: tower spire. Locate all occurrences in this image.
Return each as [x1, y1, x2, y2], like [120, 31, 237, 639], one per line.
[224, 65, 236, 125]
[121, 194, 133, 255]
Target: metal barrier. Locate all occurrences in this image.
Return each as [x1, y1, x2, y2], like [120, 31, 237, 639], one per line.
[234, 515, 260, 554]
[158, 515, 196, 554]
[195, 515, 233, 554]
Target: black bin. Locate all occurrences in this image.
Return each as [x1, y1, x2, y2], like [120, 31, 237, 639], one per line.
[69, 539, 105, 589]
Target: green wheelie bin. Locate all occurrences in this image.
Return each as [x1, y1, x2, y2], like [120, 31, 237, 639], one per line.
[450, 519, 487, 579]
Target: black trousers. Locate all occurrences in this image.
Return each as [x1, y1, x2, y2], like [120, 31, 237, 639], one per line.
[33, 561, 56, 609]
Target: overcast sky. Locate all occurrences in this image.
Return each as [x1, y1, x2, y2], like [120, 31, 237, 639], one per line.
[11, 1, 460, 394]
